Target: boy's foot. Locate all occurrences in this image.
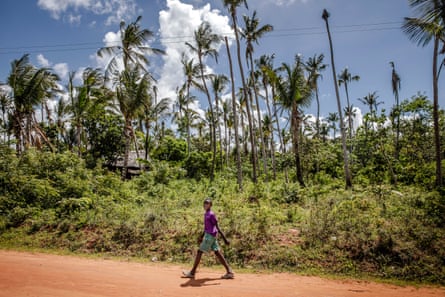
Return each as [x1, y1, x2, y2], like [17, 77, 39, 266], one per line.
[182, 271, 195, 278]
[221, 272, 234, 279]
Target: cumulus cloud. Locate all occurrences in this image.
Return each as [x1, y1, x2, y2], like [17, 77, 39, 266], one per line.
[37, 54, 50, 67]
[53, 63, 69, 80]
[37, 0, 139, 25]
[36, 54, 69, 80]
[157, 0, 233, 111]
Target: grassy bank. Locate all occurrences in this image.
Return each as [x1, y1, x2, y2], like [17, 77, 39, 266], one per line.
[0, 149, 444, 284]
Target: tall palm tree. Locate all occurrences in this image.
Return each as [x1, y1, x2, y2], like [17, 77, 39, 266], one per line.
[327, 112, 339, 139]
[223, 0, 259, 183]
[181, 55, 201, 156]
[114, 70, 150, 179]
[403, 0, 444, 188]
[210, 74, 229, 168]
[305, 54, 327, 137]
[98, 16, 164, 78]
[358, 91, 382, 115]
[140, 92, 170, 161]
[276, 57, 313, 187]
[390, 61, 402, 160]
[338, 67, 360, 140]
[186, 21, 220, 180]
[98, 16, 164, 179]
[224, 36, 243, 189]
[256, 54, 277, 179]
[241, 10, 273, 177]
[0, 92, 11, 143]
[322, 9, 352, 189]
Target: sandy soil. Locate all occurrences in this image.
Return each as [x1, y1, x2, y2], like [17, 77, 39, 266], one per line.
[0, 250, 443, 297]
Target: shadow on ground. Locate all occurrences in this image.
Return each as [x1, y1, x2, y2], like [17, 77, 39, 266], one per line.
[180, 277, 223, 287]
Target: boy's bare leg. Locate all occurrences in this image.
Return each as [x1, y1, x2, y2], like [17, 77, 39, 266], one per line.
[215, 250, 232, 273]
[190, 250, 203, 275]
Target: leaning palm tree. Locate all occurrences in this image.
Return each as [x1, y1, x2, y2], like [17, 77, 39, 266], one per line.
[338, 67, 360, 140]
[403, 0, 444, 188]
[276, 57, 313, 187]
[223, 0, 259, 183]
[322, 9, 352, 189]
[241, 10, 273, 177]
[390, 61, 402, 160]
[305, 54, 327, 137]
[186, 21, 221, 180]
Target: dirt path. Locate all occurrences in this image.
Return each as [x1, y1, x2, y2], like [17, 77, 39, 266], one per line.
[0, 251, 443, 297]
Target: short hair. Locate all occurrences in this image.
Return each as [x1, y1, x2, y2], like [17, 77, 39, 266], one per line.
[203, 198, 212, 205]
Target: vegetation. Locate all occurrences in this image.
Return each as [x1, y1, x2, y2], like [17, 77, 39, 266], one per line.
[0, 1, 444, 285]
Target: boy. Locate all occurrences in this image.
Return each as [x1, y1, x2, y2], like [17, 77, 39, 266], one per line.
[182, 198, 234, 279]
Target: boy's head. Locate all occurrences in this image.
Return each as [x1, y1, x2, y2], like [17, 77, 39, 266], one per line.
[203, 198, 212, 210]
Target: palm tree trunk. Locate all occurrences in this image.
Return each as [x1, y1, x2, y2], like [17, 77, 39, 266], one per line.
[122, 119, 132, 180]
[197, 52, 216, 180]
[214, 94, 224, 169]
[344, 83, 353, 141]
[315, 87, 321, 137]
[292, 103, 305, 187]
[225, 36, 242, 190]
[264, 81, 277, 179]
[432, 36, 443, 188]
[231, 12, 258, 183]
[186, 83, 192, 156]
[249, 54, 268, 178]
[323, 9, 352, 189]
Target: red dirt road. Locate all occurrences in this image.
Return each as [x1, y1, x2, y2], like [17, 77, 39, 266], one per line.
[0, 251, 444, 297]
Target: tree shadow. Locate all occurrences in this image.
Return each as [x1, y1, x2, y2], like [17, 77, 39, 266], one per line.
[180, 277, 222, 287]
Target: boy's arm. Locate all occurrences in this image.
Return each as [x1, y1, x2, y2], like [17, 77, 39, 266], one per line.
[215, 222, 230, 245]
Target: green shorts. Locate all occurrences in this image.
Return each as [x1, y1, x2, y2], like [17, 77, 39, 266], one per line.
[199, 233, 219, 253]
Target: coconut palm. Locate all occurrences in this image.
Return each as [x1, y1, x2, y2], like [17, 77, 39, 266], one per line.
[358, 91, 382, 115]
[322, 9, 352, 189]
[0, 92, 11, 142]
[210, 74, 229, 168]
[224, 36, 243, 189]
[98, 16, 164, 78]
[327, 112, 339, 139]
[181, 55, 201, 156]
[223, 0, 259, 183]
[276, 57, 313, 187]
[114, 69, 150, 179]
[403, 0, 444, 187]
[186, 21, 220, 180]
[256, 54, 277, 178]
[338, 67, 360, 140]
[7, 54, 59, 154]
[305, 54, 327, 137]
[241, 10, 273, 177]
[390, 61, 402, 160]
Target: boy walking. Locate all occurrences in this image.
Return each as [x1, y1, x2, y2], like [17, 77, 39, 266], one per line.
[183, 198, 234, 279]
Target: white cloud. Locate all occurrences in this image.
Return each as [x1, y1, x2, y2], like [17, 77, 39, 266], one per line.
[36, 54, 69, 80]
[157, 0, 233, 108]
[53, 63, 69, 80]
[37, 54, 50, 67]
[37, 0, 139, 25]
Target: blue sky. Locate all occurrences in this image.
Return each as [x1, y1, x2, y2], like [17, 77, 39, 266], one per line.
[0, 0, 439, 123]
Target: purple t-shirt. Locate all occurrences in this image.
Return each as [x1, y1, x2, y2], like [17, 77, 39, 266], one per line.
[204, 210, 218, 237]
